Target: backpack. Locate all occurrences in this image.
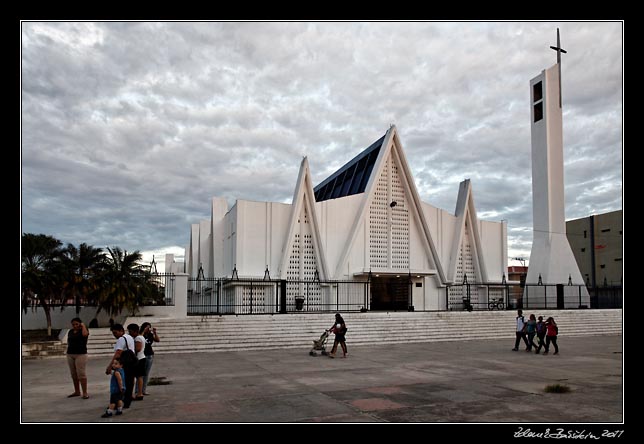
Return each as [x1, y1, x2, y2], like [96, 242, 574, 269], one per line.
[119, 337, 137, 366]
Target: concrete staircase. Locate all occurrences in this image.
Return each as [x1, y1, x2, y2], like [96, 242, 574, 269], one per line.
[84, 309, 622, 357]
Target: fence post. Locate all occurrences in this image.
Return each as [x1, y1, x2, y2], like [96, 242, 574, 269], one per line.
[172, 273, 189, 318]
[279, 280, 287, 314]
[216, 279, 220, 314]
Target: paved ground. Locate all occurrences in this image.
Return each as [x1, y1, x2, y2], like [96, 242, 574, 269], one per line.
[21, 335, 623, 425]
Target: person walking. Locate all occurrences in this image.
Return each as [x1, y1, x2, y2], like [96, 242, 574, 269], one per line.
[66, 317, 90, 399]
[525, 314, 537, 352]
[139, 322, 160, 396]
[534, 316, 547, 354]
[543, 316, 559, 355]
[512, 309, 529, 351]
[328, 313, 348, 358]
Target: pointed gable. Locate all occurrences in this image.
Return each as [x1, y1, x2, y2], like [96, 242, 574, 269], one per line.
[278, 157, 329, 281]
[447, 179, 488, 284]
[331, 126, 446, 281]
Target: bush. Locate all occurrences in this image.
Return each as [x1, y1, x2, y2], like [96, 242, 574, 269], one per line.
[544, 383, 571, 393]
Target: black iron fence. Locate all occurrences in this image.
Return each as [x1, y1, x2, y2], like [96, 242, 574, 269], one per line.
[446, 283, 510, 311]
[187, 278, 373, 315]
[144, 273, 175, 306]
[446, 281, 622, 311]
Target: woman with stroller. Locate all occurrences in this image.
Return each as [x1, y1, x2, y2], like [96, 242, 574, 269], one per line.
[328, 313, 348, 358]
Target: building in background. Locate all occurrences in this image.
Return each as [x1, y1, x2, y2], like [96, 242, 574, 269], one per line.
[566, 210, 622, 307]
[185, 125, 508, 312]
[507, 265, 528, 308]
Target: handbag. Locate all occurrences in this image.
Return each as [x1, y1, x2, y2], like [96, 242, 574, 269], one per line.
[120, 336, 137, 366]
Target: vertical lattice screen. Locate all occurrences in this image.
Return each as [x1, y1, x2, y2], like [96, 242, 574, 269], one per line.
[369, 158, 389, 268]
[241, 286, 268, 313]
[452, 218, 479, 307]
[390, 161, 409, 269]
[286, 198, 321, 308]
[369, 153, 410, 269]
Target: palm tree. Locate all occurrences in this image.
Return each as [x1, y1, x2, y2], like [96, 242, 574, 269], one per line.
[61, 243, 106, 314]
[97, 247, 153, 317]
[21, 233, 64, 336]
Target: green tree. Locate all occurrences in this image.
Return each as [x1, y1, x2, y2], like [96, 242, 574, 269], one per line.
[61, 243, 106, 314]
[97, 247, 153, 317]
[21, 233, 64, 336]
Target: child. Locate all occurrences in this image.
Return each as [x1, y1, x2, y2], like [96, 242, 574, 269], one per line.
[101, 357, 125, 417]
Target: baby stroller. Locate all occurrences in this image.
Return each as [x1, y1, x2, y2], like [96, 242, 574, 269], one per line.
[309, 329, 330, 356]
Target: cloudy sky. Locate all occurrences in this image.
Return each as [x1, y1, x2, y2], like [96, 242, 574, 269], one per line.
[21, 21, 622, 270]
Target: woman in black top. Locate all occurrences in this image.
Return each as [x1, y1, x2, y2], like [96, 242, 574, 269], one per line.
[139, 322, 160, 396]
[66, 317, 90, 399]
[328, 313, 348, 358]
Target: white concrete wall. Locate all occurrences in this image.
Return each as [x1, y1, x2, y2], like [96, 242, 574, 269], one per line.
[479, 219, 507, 282]
[198, 219, 211, 277]
[221, 200, 291, 278]
[222, 203, 238, 278]
[316, 194, 362, 278]
[422, 201, 457, 277]
[189, 223, 200, 278]
[211, 197, 229, 278]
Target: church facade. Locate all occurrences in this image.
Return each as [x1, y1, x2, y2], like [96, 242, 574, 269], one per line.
[185, 125, 508, 311]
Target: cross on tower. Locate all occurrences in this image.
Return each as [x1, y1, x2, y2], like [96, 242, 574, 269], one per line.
[549, 28, 567, 108]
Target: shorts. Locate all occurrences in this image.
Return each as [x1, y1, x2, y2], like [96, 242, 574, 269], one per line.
[67, 354, 88, 379]
[110, 391, 124, 405]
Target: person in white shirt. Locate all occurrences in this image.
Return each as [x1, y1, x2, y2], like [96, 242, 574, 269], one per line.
[107, 323, 136, 408]
[127, 323, 147, 401]
[512, 309, 530, 351]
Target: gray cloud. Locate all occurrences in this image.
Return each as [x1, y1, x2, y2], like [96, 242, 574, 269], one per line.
[21, 21, 622, 265]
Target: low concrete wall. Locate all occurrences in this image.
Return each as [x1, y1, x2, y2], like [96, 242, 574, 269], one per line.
[22, 275, 190, 330]
[21, 307, 119, 330]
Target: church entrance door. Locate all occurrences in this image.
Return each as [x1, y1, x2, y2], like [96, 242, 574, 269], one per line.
[370, 277, 410, 311]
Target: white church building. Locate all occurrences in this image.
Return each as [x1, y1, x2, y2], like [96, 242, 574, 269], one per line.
[185, 125, 508, 311]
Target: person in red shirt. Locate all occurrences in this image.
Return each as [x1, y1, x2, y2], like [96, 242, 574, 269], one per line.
[543, 316, 559, 355]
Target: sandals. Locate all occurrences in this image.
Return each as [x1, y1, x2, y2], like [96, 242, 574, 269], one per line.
[67, 393, 80, 398]
[82, 395, 90, 399]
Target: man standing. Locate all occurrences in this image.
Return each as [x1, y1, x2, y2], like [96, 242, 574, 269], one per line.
[106, 323, 136, 408]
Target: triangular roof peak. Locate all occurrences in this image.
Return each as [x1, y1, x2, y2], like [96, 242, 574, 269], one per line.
[278, 156, 330, 280]
[446, 179, 488, 283]
[331, 126, 447, 281]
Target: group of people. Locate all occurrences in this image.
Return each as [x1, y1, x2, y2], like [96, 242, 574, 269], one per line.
[64, 317, 160, 418]
[513, 309, 559, 355]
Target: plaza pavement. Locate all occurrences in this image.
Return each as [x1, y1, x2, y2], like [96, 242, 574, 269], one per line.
[21, 334, 623, 424]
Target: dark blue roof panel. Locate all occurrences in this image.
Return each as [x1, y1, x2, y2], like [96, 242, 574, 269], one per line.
[314, 134, 385, 202]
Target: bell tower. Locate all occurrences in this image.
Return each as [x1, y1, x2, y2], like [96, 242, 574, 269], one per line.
[524, 29, 589, 307]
